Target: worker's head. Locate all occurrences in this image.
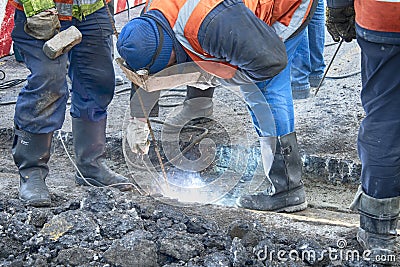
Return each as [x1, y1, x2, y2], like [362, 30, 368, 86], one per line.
[117, 17, 174, 74]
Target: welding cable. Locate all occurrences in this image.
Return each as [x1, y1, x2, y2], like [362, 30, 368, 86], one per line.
[115, 87, 131, 95]
[326, 70, 361, 79]
[0, 69, 27, 90]
[55, 130, 146, 195]
[124, 119, 209, 171]
[0, 78, 27, 90]
[321, 41, 361, 80]
[158, 93, 186, 107]
[325, 42, 339, 47]
[0, 100, 17, 106]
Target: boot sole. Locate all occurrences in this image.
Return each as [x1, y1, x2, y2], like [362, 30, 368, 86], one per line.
[19, 197, 51, 207]
[274, 201, 308, 213]
[75, 175, 133, 191]
[236, 198, 308, 213]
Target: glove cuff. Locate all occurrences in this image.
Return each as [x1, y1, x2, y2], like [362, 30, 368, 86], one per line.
[20, 0, 56, 17]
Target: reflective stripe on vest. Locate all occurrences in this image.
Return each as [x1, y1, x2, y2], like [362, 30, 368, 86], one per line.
[174, 0, 224, 62]
[271, 0, 312, 41]
[55, 2, 73, 18]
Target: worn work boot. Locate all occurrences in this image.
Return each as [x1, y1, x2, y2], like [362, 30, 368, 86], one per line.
[237, 132, 307, 212]
[72, 117, 133, 191]
[12, 128, 52, 207]
[163, 86, 214, 133]
[350, 186, 399, 265]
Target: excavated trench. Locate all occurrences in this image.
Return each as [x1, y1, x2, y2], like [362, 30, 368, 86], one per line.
[1, 125, 396, 267]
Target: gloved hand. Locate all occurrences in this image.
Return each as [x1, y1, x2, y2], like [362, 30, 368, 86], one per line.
[24, 8, 60, 40]
[126, 117, 150, 155]
[326, 6, 356, 42]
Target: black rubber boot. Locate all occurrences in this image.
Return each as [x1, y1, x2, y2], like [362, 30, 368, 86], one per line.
[237, 132, 307, 212]
[72, 117, 133, 191]
[12, 128, 52, 207]
[350, 186, 399, 265]
[163, 86, 214, 132]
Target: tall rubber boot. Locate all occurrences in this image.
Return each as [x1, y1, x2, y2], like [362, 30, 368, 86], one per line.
[163, 86, 214, 132]
[237, 132, 307, 212]
[12, 128, 52, 207]
[350, 186, 399, 265]
[72, 117, 133, 191]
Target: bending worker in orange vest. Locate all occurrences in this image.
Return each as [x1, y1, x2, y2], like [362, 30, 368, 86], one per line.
[117, 0, 317, 212]
[326, 0, 400, 262]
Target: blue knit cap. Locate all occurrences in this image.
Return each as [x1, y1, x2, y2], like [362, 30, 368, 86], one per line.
[117, 17, 173, 74]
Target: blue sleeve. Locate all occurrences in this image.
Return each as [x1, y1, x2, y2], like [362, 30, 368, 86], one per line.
[198, 0, 287, 84]
[326, 0, 354, 8]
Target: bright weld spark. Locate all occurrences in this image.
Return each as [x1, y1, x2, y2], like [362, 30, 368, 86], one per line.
[155, 170, 210, 203]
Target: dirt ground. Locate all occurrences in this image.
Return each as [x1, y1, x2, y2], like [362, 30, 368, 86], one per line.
[0, 5, 398, 267]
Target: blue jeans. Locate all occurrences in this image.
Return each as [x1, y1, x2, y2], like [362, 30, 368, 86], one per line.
[291, 0, 325, 98]
[11, 7, 115, 134]
[240, 31, 304, 137]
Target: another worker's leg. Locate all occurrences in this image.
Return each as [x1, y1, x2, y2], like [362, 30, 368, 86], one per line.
[291, 0, 325, 99]
[238, 33, 307, 212]
[163, 86, 214, 131]
[291, 29, 312, 99]
[307, 0, 325, 87]
[11, 9, 70, 206]
[351, 37, 400, 262]
[69, 7, 132, 191]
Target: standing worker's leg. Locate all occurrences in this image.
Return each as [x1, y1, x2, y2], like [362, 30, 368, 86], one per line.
[307, 0, 326, 87]
[69, 7, 132, 191]
[238, 33, 307, 212]
[350, 38, 400, 261]
[11, 9, 69, 207]
[163, 86, 215, 131]
[291, 29, 312, 99]
[291, 0, 325, 99]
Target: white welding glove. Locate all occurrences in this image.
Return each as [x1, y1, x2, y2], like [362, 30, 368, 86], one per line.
[126, 117, 150, 155]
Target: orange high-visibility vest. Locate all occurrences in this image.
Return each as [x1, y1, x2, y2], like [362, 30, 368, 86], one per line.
[145, 0, 313, 78]
[355, 0, 400, 33]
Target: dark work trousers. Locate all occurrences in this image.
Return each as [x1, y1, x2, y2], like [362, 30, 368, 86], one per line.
[130, 85, 214, 117]
[357, 37, 400, 199]
[12, 7, 115, 133]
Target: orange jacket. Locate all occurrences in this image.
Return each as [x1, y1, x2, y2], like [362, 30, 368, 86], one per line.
[144, 0, 313, 79]
[355, 0, 400, 33]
